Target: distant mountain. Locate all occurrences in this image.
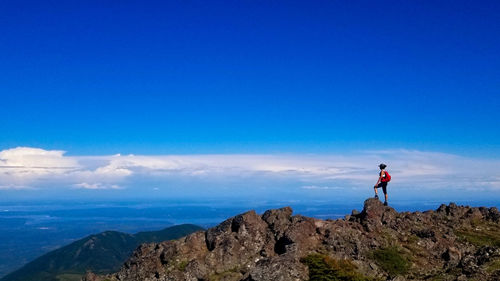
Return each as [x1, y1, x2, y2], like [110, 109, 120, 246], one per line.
[1, 224, 203, 281]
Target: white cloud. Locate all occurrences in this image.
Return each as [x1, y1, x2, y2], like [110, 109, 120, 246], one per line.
[0, 147, 499, 192]
[0, 147, 76, 168]
[301, 185, 340, 190]
[73, 183, 122, 190]
[0, 147, 80, 186]
[0, 184, 35, 190]
[0, 147, 78, 175]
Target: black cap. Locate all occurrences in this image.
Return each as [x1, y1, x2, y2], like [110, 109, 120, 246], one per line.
[379, 163, 387, 169]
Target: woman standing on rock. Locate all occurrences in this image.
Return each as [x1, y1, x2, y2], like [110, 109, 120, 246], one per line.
[374, 163, 391, 206]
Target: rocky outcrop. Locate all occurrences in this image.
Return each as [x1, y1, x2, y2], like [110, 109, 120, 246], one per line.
[84, 199, 500, 281]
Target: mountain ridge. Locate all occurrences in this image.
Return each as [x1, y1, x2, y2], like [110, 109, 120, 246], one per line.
[85, 199, 500, 281]
[1, 224, 203, 281]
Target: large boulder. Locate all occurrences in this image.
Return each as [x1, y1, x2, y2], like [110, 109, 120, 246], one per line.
[359, 198, 397, 230]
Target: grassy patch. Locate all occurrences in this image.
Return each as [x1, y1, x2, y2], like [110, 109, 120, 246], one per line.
[177, 260, 188, 271]
[456, 221, 500, 247]
[486, 258, 500, 273]
[407, 234, 419, 244]
[301, 254, 379, 281]
[370, 247, 410, 276]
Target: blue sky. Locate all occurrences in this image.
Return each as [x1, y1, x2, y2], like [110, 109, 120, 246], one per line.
[0, 1, 499, 202]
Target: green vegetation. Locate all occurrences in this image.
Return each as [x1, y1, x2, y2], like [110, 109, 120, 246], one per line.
[486, 258, 500, 273]
[301, 254, 379, 281]
[406, 234, 419, 244]
[427, 268, 463, 281]
[456, 221, 500, 247]
[177, 260, 189, 271]
[208, 266, 240, 281]
[370, 247, 410, 276]
[1, 224, 203, 281]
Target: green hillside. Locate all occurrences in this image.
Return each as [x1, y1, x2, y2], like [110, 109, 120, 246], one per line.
[1, 224, 203, 281]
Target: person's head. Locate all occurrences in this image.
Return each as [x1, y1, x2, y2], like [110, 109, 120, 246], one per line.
[379, 163, 387, 170]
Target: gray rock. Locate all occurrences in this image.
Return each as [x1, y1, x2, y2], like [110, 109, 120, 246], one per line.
[85, 199, 500, 281]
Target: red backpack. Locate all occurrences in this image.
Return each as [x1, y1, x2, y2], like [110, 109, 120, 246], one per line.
[382, 171, 391, 182]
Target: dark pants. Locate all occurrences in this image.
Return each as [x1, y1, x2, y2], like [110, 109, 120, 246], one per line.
[376, 182, 388, 194]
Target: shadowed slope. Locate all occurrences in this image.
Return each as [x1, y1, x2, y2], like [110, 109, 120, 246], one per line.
[1, 224, 202, 281]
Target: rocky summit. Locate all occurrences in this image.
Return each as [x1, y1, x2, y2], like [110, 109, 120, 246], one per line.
[84, 199, 500, 281]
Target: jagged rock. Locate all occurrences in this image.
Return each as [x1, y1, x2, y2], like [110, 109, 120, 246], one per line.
[488, 207, 500, 222]
[262, 206, 292, 239]
[466, 208, 484, 222]
[359, 198, 397, 231]
[436, 203, 448, 214]
[85, 201, 500, 281]
[82, 272, 98, 281]
[360, 198, 386, 222]
[475, 246, 500, 266]
[413, 228, 436, 239]
[443, 246, 462, 267]
[242, 255, 307, 281]
[460, 254, 480, 275]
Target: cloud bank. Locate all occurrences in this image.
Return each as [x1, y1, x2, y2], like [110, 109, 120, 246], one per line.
[0, 147, 499, 193]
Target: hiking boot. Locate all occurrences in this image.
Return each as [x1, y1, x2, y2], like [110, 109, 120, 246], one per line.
[384, 201, 388, 206]
[374, 195, 379, 199]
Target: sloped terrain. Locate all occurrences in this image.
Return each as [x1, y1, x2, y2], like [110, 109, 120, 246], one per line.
[85, 199, 500, 281]
[1, 224, 202, 281]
